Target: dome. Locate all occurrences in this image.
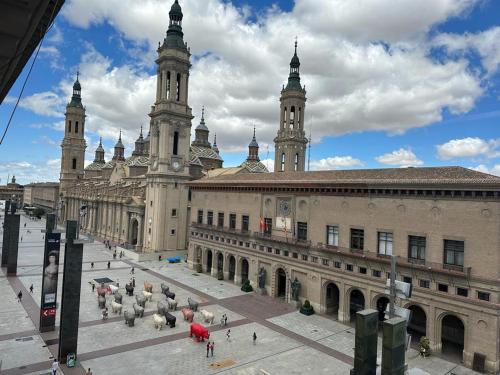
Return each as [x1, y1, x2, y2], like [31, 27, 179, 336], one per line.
[290, 52, 300, 68]
[169, 0, 183, 19]
[73, 79, 81, 91]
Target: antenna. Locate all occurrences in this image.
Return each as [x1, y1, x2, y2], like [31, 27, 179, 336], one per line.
[308, 121, 312, 172]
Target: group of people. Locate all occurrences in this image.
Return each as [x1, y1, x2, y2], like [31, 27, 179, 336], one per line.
[51, 359, 92, 374]
[204, 331, 258, 358]
[113, 250, 124, 259]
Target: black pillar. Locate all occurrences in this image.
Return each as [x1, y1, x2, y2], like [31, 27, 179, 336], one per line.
[6, 213, 20, 275]
[40, 214, 59, 332]
[1, 215, 10, 267]
[58, 220, 84, 363]
[351, 309, 379, 375]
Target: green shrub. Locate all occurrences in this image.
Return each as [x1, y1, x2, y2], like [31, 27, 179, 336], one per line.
[300, 299, 315, 316]
[419, 336, 431, 357]
[240, 279, 253, 292]
[33, 207, 45, 219]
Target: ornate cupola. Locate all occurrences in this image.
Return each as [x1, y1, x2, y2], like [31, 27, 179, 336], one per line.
[192, 107, 211, 147]
[247, 126, 259, 161]
[165, 0, 187, 51]
[240, 127, 268, 173]
[212, 133, 219, 154]
[285, 40, 303, 92]
[68, 71, 83, 108]
[112, 130, 125, 161]
[94, 137, 105, 163]
[132, 126, 145, 156]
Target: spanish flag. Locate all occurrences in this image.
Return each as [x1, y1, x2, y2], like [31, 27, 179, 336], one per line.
[259, 217, 265, 232]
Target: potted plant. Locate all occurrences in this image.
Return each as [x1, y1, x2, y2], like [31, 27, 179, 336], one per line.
[195, 263, 202, 273]
[419, 336, 431, 357]
[300, 299, 315, 316]
[217, 270, 224, 280]
[240, 279, 253, 292]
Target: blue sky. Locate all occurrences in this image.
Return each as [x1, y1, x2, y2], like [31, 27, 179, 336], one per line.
[0, 0, 499, 184]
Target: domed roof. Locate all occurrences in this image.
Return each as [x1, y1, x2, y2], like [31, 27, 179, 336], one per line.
[115, 130, 124, 149]
[73, 78, 81, 91]
[169, 0, 183, 18]
[249, 126, 259, 148]
[96, 137, 104, 152]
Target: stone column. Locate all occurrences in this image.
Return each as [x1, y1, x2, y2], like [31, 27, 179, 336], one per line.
[381, 317, 407, 375]
[234, 257, 242, 285]
[222, 253, 229, 280]
[350, 309, 378, 375]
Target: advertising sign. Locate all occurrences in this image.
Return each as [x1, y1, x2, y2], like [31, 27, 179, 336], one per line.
[40, 232, 61, 330]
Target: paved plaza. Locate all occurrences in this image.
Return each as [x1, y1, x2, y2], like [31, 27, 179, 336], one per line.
[0, 214, 482, 374]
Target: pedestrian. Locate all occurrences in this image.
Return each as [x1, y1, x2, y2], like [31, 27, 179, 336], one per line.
[24, 222, 26, 227]
[107, 261, 110, 269]
[131, 266, 135, 274]
[158, 255, 162, 261]
[119, 251, 123, 259]
[224, 315, 228, 326]
[132, 277, 136, 287]
[92, 283, 95, 292]
[91, 262, 94, 268]
[220, 317, 224, 327]
[86, 368, 93, 375]
[51, 358, 60, 375]
[20, 236, 23, 242]
[226, 329, 231, 341]
[113, 252, 116, 260]
[253, 332, 257, 344]
[29, 284, 33, 293]
[42, 235, 44, 240]
[17, 290, 22, 302]
[206, 341, 210, 357]
[210, 341, 214, 357]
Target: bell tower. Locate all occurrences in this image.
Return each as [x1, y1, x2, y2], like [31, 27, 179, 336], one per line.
[274, 41, 307, 172]
[143, 0, 193, 253]
[60, 73, 86, 196]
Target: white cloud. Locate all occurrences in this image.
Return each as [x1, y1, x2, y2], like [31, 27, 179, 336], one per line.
[375, 148, 423, 167]
[32, 136, 58, 146]
[18, 91, 65, 117]
[260, 158, 274, 172]
[27, 0, 486, 155]
[0, 160, 60, 185]
[471, 164, 500, 176]
[310, 156, 363, 171]
[436, 137, 500, 159]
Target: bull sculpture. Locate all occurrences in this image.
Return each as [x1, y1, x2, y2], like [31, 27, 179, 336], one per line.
[189, 323, 209, 342]
[164, 291, 175, 300]
[97, 295, 106, 309]
[167, 297, 178, 311]
[125, 283, 134, 296]
[133, 303, 144, 317]
[144, 282, 153, 293]
[181, 307, 194, 323]
[114, 291, 123, 304]
[157, 301, 168, 316]
[187, 297, 199, 312]
[153, 313, 166, 331]
[111, 300, 123, 315]
[142, 290, 153, 302]
[124, 310, 135, 327]
[164, 311, 176, 328]
[160, 283, 169, 295]
[135, 294, 146, 308]
[200, 309, 215, 325]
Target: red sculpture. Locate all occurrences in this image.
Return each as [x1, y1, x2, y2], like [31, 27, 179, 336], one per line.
[181, 307, 194, 323]
[189, 323, 209, 342]
[96, 286, 108, 297]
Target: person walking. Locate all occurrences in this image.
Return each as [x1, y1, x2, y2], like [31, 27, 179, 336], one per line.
[92, 283, 95, 292]
[224, 315, 228, 326]
[113, 252, 116, 260]
[86, 368, 92, 375]
[210, 341, 214, 357]
[107, 261, 110, 269]
[51, 359, 59, 375]
[132, 277, 136, 287]
[206, 341, 210, 357]
[226, 329, 231, 341]
[17, 290, 23, 302]
[91, 262, 94, 269]
[29, 284, 33, 293]
[253, 332, 257, 344]
[131, 266, 135, 274]
[20, 236, 23, 242]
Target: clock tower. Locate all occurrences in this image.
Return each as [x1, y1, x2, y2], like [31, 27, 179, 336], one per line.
[143, 0, 193, 253]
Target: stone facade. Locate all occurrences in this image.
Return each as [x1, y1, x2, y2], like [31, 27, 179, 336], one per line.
[23, 182, 59, 211]
[187, 169, 500, 373]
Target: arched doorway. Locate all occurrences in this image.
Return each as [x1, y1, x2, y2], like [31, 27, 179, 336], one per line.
[130, 219, 138, 245]
[228, 255, 236, 281]
[408, 305, 427, 344]
[217, 252, 224, 274]
[276, 268, 286, 298]
[206, 250, 212, 273]
[241, 259, 249, 284]
[441, 315, 465, 362]
[349, 289, 365, 321]
[324, 282, 340, 316]
[375, 296, 390, 322]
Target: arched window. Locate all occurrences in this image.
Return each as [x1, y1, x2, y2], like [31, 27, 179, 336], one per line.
[283, 107, 287, 128]
[173, 131, 179, 155]
[159, 71, 163, 99]
[176, 73, 181, 101]
[281, 153, 285, 171]
[298, 107, 301, 128]
[290, 106, 295, 129]
[72, 158, 77, 169]
[294, 153, 299, 171]
[75, 121, 79, 133]
[68, 121, 72, 133]
[166, 71, 171, 99]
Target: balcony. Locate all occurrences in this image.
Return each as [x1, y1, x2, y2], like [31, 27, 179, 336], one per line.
[191, 222, 251, 237]
[254, 231, 311, 248]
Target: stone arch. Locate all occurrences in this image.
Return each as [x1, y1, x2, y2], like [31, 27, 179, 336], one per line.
[228, 254, 236, 282]
[322, 280, 340, 316]
[216, 251, 224, 274]
[205, 248, 213, 274]
[347, 288, 366, 322]
[240, 257, 249, 284]
[405, 303, 427, 344]
[129, 218, 139, 245]
[438, 313, 465, 362]
[271, 263, 290, 299]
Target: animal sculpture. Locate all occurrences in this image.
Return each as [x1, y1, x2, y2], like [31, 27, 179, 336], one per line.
[181, 307, 194, 323]
[133, 303, 144, 318]
[166, 297, 177, 311]
[189, 323, 209, 342]
[125, 283, 134, 296]
[111, 300, 122, 315]
[153, 313, 166, 331]
[114, 291, 123, 304]
[187, 297, 199, 312]
[157, 301, 168, 316]
[200, 309, 215, 325]
[135, 294, 146, 308]
[109, 284, 119, 294]
[97, 295, 106, 309]
[142, 290, 153, 302]
[160, 283, 169, 294]
[96, 286, 107, 297]
[124, 310, 135, 327]
[144, 282, 153, 293]
[164, 311, 176, 328]
[164, 291, 175, 300]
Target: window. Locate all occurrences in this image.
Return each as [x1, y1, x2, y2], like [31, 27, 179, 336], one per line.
[150, 200, 153, 206]
[456, 287, 468, 297]
[245, 242, 250, 248]
[218, 212, 224, 227]
[75, 121, 79, 133]
[359, 267, 367, 274]
[239, 241, 243, 246]
[232, 239, 237, 245]
[346, 264, 353, 272]
[197, 210, 203, 224]
[68, 120, 72, 132]
[378, 232, 393, 255]
[297, 222, 307, 241]
[173, 131, 179, 155]
[477, 291, 490, 301]
[259, 245, 264, 251]
[372, 270, 381, 278]
[294, 153, 299, 171]
[350, 228, 364, 250]
[176, 73, 181, 101]
[301, 254, 308, 261]
[171, 209, 177, 217]
[444, 240, 464, 267]
[311, 256, 318, 263]
[207, 211, 213, 226]
[264, 218, 272, 234]
[292, 252, 298, 259]
[242, 215, 249, 232]
[419, 279, 430, 289]
[275, 249, 280, 255]
[334, 261, 341, 269]
[229, 214, 236, 230]
[166, 71, 171, 99]
[322, 259, 329, 266]
[438, 283, 448, 293]
[290, 106, 295, 128]
[403, 276, 412, 284]
[170, 229, 176, 235]
[72, 158, 77, 169]
[267, 247, 272, 253]
[298, 107, 301, 127]
[284, 250, 289, 256]
[280, 153, 285, 171]
[408, 236, 426, 262]
[326, 225, 339, 246]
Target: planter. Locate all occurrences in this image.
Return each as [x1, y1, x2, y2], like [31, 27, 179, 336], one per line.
[217, 270, 224, 280]
[240, 280, 253, 292]
[299, 300, 315, 316]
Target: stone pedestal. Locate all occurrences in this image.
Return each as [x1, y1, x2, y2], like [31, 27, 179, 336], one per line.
[257, 287, 267, 295]
[350, 309, 378, 375]
[381, 317, 406, 375]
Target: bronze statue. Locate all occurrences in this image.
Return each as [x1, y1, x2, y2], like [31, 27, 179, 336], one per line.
[290, 277, 301, 301]
[258, 267, 266, 289]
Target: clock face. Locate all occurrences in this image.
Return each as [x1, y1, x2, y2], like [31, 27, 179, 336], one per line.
[279, 200, 291, 216]
[172, 161, 180, 170]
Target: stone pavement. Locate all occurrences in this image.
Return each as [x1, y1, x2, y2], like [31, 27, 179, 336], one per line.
[0, 213, 483, 375]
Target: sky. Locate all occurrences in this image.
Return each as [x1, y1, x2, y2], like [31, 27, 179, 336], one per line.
[0, 0, 499, 185]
